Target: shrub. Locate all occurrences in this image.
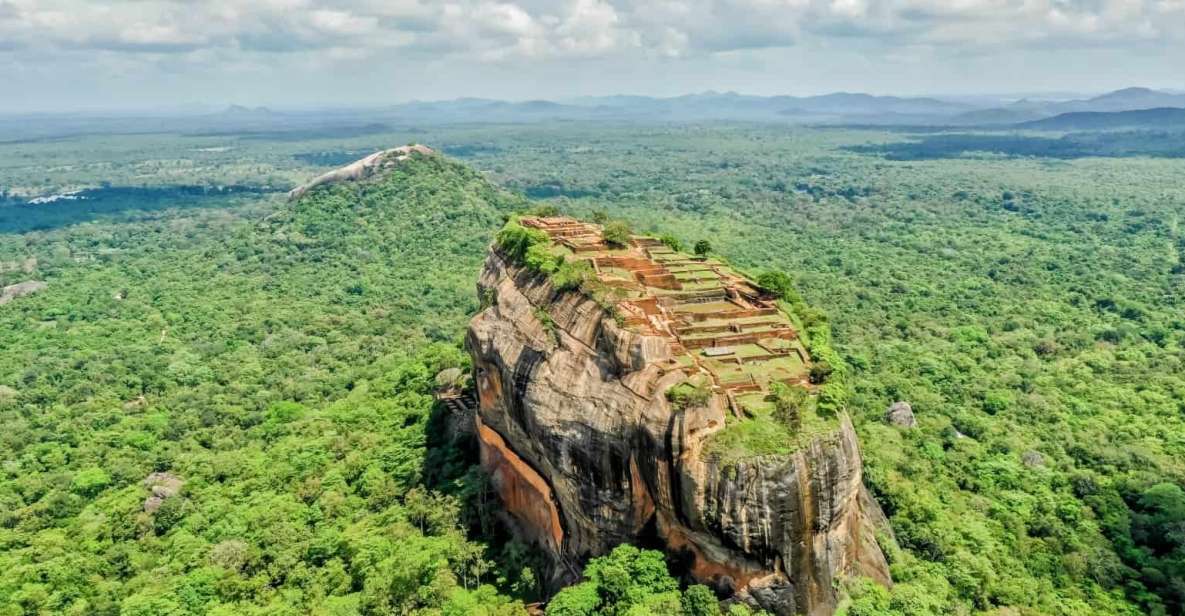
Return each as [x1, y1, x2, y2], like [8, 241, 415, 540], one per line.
[546, 545, 681, 616]
[667, 381, 712, 410]
[757, 271, 797, 301]
[535, 308, 559, 345]
[659, 234, 684, 252]
[682, 585, 721, 616]
[546, 582, 599, 616]
[770, 383, 808, 432]
[816, 382, 848, 417]
[603, 221, 632, 247]
[694, 239, 712, 256]
[525, 242, 562, 274]
[496, 217, 548, 263]
[528, 203, 561, 217]
[809, 360, 834, 384]
[71, 467, 112, 497]
[552, 259, 595, 292]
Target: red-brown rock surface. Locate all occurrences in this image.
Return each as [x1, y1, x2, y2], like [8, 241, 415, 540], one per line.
[465, 247, 891, 615]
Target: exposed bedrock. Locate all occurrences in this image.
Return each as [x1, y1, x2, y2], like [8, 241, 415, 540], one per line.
[465, 250, 891, 615]
[287, 144, 434, 200]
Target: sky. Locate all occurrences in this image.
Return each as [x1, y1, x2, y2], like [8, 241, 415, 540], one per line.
[1, 0, 1183, 112]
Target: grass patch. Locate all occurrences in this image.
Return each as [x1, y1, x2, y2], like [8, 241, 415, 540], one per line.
[702, 392, 839, 463]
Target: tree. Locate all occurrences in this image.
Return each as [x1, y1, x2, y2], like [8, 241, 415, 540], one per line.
[694, 240, 712, 257]
[756, 271, 795, 300]
[770, 383, 808, 433]
[809, 361, 833, 385]
[603, 221, 632, 247]
[70, 467, 112, 497]
[546, 581, 600, 616]
[529, 204, 561, 217]
[659, 234, 684, 252]
[546, 545, 681, 615]
[497, 217, 549, 262]
[682, 585, 721, 616]
[667, 381, 711, 411]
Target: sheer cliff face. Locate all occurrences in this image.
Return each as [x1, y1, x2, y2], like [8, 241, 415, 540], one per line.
[466, 250, 890, 616]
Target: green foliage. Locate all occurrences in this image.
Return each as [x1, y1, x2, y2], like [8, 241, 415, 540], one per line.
[547, 545, 709, 616]
[659, 234, 685, 252]
[693, 240, 712, 256]
[603, 221, 632, 247]
[535, 308, 559, 345]
[70, 467, 112, 497]
[849, 130, 1185, 160]
[472, 123, 1185, 614]
[528, 203, 562, 217]
[552, 259, 595, 292]
[808, 360, 834, 384]
[5, 120, 1185, 615]
[755, 271, 799, 303]
[798, 314, 849, 415]
[496, 216, 550, 263]
[1103, 481, 1185, 613]
[836, 578, 893, 616]
[526, 242, 564, 274]
[769, 383, 808, 433]
[681, 585, 721, 616]
[0, 154, 527, 614]
[666, 381, 712, 411]
[547, 582, 601, 616]
[494, 218, 598, 298]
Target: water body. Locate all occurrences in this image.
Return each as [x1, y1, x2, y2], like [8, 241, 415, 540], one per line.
[1, 184, 277, 234]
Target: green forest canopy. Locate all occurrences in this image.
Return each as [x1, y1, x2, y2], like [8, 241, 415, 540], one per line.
[0, 124, 1184, 615]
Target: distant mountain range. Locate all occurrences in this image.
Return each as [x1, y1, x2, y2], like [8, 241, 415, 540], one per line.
[382, 91, 974, 124]
[1017, 107, 1185, 131]
[380, 87, 1185, 127]
[957, 87, 1185, 125]
[3, 87, 1183, 141]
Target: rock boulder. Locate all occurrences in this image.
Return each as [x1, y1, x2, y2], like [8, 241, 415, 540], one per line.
[0, 280, 47, 305]
[885, 401, 916, 428]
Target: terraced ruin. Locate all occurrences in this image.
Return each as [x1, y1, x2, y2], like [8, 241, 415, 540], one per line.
[520, 216, 812, 419]
[470, 215, 887, 615]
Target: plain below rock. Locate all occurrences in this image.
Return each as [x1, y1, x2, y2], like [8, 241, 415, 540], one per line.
[0, 280, 47, 305]
[885, 401, 916, 428]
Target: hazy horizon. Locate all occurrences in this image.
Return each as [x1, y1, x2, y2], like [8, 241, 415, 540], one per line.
[6, 85, 1184, 117]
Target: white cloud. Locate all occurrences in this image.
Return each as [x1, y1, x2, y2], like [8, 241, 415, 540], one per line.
[0, 0, 1182, 111]
[0, 0, 1180, 60]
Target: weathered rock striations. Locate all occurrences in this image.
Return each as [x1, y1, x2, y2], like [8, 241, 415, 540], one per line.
[466, 233, 891, 615]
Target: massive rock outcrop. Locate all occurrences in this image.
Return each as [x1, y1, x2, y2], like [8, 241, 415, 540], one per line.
[466, 247, 891, 615]
[287, 144, 434, 200]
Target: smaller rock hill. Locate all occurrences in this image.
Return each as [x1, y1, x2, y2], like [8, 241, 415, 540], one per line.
[287, 144, 435, 200]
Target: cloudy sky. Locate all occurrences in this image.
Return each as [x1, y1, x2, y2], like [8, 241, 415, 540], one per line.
[1, 0, 1183, 112]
